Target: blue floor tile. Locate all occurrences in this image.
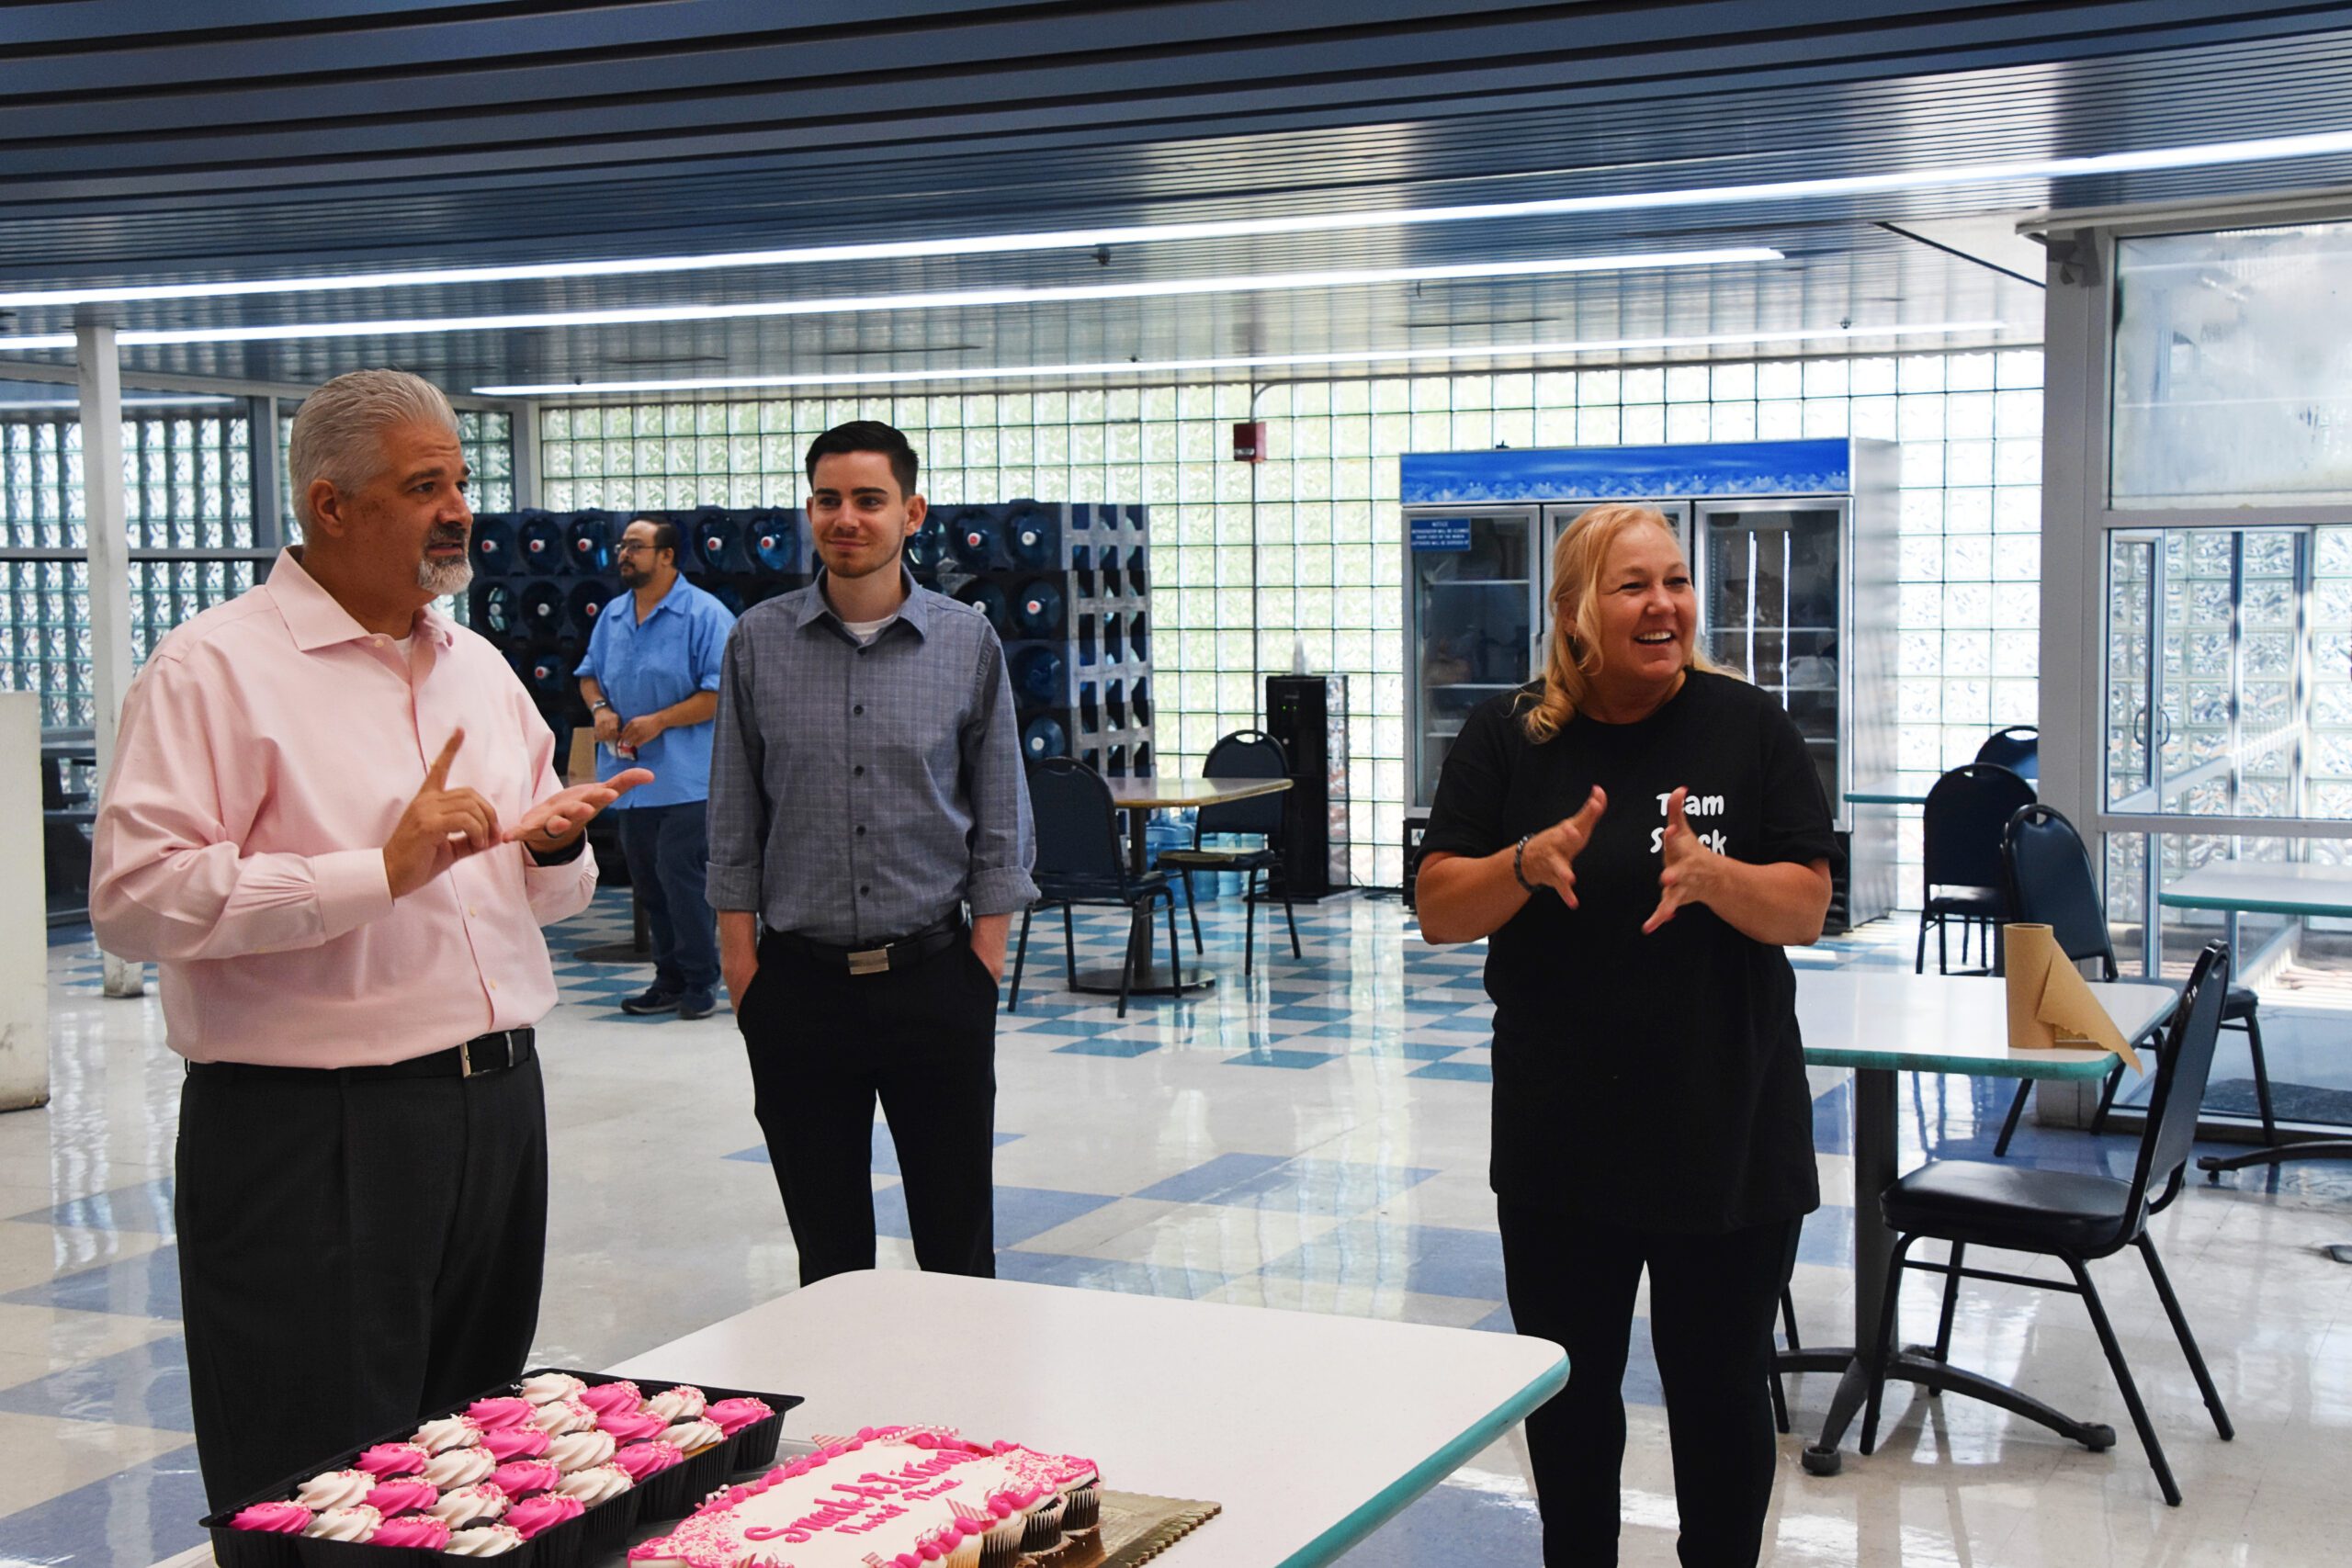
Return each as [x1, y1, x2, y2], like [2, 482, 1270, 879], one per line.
[1196, 1156, 1440, 1213]
[0, 1335, 193, 1430]
[873, 1184, 1117, 1248]
[1133, 1153, 1292, 1204]
[1409, 1060, 1493, 1083]
[1050, 1037, 1162, 1058]
[1332, 1474, 1543, 1568]
[1225, 1047, 1337, 1069]
[0, 1444, 208, 1567]
[991, 1250, 1225, 1298]
[12, 1177, 177, 1233]
[1261, 1221, 1506, 1301]
[4, 1244, 182, 1319]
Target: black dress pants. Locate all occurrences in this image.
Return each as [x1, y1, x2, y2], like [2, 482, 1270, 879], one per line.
[740, 932, 998, 1285]
[175, 1055, 549, 1511]
[1498, 1199, 1800, 1568]
[615, 801, 719, 995]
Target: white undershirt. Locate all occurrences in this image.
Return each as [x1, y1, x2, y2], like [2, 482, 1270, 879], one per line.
[841, 614, 898, 646]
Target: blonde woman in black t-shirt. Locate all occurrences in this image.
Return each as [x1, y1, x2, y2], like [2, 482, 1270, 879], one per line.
[1417, 503, 1837, 1568]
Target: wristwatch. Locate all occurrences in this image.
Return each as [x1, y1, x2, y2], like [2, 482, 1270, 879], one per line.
[1512, 832, 1537, 893]
[528, 834, 587, 866]
[589, 699, 613, 713]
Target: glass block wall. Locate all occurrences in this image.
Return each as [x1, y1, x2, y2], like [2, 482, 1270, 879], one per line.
[535, 347, 2044, 889]
[276, 406, 515, 541]
[3, 410, 258, 728]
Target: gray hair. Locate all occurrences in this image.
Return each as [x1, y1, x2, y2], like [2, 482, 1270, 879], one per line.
[288, 369, 459, 530]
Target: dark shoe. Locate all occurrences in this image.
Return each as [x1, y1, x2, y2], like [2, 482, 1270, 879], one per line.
[676, 990, 717, 1021]
[620, 988, 681, 1015]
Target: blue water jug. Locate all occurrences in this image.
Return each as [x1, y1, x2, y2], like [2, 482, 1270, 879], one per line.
[1013, 647, 1066, 705]
[1022, 716, 1068, 761]
[950, 512, 1001, 571]
[568, 580, 615, 637]
[955, 580, 1009, 632]
[565, 515, 614, 573]
[518, 581, 567, 635]
[516, 513, 566, 575]
[1006, 502, 1057, 568]
[1012, 579, 1064, 639]
[906, 514, 948, 575]
[469, 515, 515, 575]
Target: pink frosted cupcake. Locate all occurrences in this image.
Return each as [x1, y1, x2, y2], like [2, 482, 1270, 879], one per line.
[595, 1407, 668, 1443]
[481, 1425, 551, 1462]
[371, 1516, 451, 1551]
[609, 1441, 684, 1483]
[363, 1477, 438, 1516]
[704, 1396, 774, 1438]
[506, 1494, 586, 1540]
[355, 1441, 430, 1477]
[488, 1460, 561, 1497]
[577, 1380, 642, 1419]
[467, 1396, 536, 1430]
[228, 1501, 310, 1533]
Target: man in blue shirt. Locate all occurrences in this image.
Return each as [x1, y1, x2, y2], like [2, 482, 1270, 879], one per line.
[576, 516, 737, 1018]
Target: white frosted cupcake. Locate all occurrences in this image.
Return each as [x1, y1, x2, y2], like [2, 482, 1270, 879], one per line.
[445, 1524, 526, 1557]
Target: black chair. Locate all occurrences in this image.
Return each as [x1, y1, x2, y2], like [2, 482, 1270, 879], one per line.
[1010, 757, 1182, 1020]
[1990, 806, 2276, 1156]
[1974, 724, 2040, 783]
[1153, 729, 1303, 977]
[1915, 763, 2035, 976]
[1860, 943, 2237, 1507]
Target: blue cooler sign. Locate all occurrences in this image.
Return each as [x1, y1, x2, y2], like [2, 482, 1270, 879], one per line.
[1410, 515, 1473, 551]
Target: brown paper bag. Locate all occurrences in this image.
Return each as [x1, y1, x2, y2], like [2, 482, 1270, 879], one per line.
[565, 729, 599, 787]
[2004, 923, 2143, 1074]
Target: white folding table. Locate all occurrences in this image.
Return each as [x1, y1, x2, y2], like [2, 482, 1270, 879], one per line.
[607, 1269, 1566, 1568]
[1789, 970, 2179, 1472]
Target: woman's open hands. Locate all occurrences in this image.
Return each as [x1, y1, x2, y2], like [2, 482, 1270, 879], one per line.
[1644, 785, 1721, 933]
[1520, 786, 1608, 908]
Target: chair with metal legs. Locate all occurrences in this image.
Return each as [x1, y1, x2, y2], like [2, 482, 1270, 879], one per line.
[1915, 764, 2034, 976]
[1010, 757, 1182, 1020]
[1991, 805, 2274, 1156]
[1860, 943, 2237, 1506]
[1153, 729, 1302, 977]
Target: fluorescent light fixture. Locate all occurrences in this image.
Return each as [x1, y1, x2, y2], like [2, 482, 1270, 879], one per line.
[0, 249, 1780, 354]
[0, 394, 236, 409]
[3, 127, 2349, 310]
[471, 320, 2015, 397]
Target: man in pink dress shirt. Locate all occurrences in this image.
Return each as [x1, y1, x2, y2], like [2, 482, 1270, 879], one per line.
[90, 369, 651, 1509]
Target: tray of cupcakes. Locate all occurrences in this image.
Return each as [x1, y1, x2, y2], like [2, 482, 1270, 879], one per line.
[201, 1368, 799, 1568]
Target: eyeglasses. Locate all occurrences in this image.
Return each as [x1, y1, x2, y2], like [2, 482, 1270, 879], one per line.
[615, 542, 660, 556]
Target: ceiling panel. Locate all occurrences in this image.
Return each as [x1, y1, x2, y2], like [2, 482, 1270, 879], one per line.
[0, 4, 2349, 393]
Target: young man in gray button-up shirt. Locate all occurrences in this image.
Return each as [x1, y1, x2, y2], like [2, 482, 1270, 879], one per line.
[707, 421, 1037, 1283]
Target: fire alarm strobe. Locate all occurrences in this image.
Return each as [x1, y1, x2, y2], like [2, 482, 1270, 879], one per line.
[1233, 420, 1269, 463]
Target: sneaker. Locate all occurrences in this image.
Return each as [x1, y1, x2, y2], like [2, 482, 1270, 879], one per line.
[676, 991, 717, 1021]
[620, 988, 681, 1015]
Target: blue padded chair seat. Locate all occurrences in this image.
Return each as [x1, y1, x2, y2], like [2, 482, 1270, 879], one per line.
[1881, 1160, 2140, 1256]
[2224, 985, 2258, 1018]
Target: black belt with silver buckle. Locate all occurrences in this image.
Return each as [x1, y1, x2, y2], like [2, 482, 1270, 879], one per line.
[764, 919, 964, 976]
[186, 1028, 536, 1082]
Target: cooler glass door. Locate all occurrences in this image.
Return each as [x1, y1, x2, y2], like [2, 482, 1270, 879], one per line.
[1695, 500, 1846, 810]
[1408, 507, 1538, 807]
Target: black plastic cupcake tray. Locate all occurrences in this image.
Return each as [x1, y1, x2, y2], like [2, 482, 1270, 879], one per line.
[200, 1367, 802, 1568]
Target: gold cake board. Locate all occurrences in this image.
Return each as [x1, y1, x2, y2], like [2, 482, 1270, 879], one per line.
[1075, 1490, 1223, 1566]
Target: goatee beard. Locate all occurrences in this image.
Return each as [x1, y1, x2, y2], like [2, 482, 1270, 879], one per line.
[417, 557, 474, 598]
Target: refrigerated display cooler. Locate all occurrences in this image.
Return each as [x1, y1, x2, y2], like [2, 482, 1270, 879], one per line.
[1400, 439, 1897, 930]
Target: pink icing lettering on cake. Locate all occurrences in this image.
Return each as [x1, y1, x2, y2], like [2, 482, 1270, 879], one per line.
[364, 1477, 438, 1516]
[488, 1460, 562, 1497]
[596, 1406, 670, 1443]
[355, 1441, 430, 1477]
[628, 1427, 1097, 1568]
[577, 1380, 644, 1418]
[505, 1493, 586, 1540]
[372, 1515, 452, 1551]
[229, 1501, 311, 1533]
[481, 1424, 551, 1462]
